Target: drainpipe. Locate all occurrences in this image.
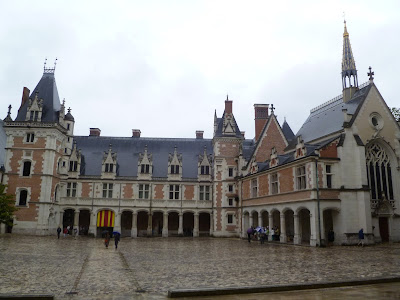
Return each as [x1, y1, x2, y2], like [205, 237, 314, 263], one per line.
[315, 157, 324, 247]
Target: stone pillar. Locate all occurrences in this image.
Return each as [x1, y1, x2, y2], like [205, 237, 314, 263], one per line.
[114, 212, 122, 233]
[147, 212, 153, 237]
[74, 210, 79, 233]
[89, 211, 97, 237]
[209, 213, 214, 237]
[242, 214, 246, 238]
[280, 213, 287, 243]
[268, 214, 273, 240]
[258, 214, 263, 228]
[193, 213, 199, 237]
[59, 210, 64, 227]
[310, 213, 317, 247]
[294, 214, 300, 245]
[178, 213, 183, 236]
[162, 212, 168, 237]
[131, 212, 137, 238]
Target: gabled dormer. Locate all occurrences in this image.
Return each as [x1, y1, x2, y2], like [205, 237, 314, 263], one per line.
[68, 142, 81, 178]
[294, 135, 306, 159]
[270, 147, 279, 168]
[102, 144, 117, 179]
[198, 146, 212, 180]
[168, 146, 182, 180]
[138, 145, 153, 180]
[25, 92, 43, 122]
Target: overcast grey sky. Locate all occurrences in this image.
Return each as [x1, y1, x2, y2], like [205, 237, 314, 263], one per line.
[1, 0, 399, 139]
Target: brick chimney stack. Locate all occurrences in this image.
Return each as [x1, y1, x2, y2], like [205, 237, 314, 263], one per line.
[254, 104, 269, 142]
[132, 129, 141, 138]
[225, 96, 232, 114]
[20, 87, 30, 111]
[196, 130, 204, 139]
[89, 128, 101, 136]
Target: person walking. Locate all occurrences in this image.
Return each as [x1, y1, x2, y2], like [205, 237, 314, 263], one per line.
[104, 232, 110, 248]
[247, 226, 254, 243]
[63, 227, 68, 238]
[57, 226, 61, 239]
[114, 233, 120, 250]
[358, 228, 364, 247]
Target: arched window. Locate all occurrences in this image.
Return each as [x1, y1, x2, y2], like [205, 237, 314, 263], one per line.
[22, 161, 31, 176]
[366, 143, 394, 200]
[19, 190, 28, 206]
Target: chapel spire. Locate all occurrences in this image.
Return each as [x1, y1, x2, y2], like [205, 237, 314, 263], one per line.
[341, 20, 359, 102]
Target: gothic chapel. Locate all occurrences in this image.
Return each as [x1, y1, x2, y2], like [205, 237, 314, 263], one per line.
[1, 22, 399, 246]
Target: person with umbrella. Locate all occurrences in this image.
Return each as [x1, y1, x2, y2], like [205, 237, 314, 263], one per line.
[247, 226, 254, 243]
[113, 231, 120, 249]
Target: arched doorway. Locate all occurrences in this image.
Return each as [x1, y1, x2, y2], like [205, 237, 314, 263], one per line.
[137, 211, 148, 237]
[79, 210, 90, 235]
[199, 213, 210, 236]
[121, 211, 133, 237]
[284, 210, 294, 243]
[261, 211, 269, 227]
[298, 209, 311, 244]
[183, 212, 194, 236]
[63, 209, 75, 234]
[152, 212, 163, 236]
[271, 210, 280, 241]
[96, 210, 115, 237]
[251, 211, 259, 227]
[168, 212, 179, 236]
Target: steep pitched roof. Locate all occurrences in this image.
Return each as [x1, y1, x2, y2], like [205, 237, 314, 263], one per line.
[214, 111, 243, 138]
[15, 72, 61, 122]
[74, 136, 213, 179]
[281, 120, 295, 142]
[289, 83, 372, 148]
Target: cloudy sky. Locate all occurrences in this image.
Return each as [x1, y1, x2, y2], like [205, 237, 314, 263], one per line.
[1, 0, 399, 139]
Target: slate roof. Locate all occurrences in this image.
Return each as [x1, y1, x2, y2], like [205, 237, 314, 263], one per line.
[281, 120, 295, 142]
[74, 136, 213, 179]
[15, 72, 61, 122]
[290, 83, 371, 148]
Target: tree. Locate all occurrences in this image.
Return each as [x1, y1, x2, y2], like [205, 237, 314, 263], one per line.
[391, 107, 400, 121]
[0, 184, 17, 226]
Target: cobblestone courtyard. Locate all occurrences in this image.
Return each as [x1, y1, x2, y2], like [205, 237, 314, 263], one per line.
[1, 235, 400, 299]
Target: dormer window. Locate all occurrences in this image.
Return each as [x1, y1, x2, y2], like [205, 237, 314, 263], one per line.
[69, 161, 78, 172]
[201, 166, 210, 175]
[26, 133, 35, 143]
[105, 163, 114, 173]
[170, 165, 180, 174]
[30, 111, 39, 121]
[141, 164, 150, 174]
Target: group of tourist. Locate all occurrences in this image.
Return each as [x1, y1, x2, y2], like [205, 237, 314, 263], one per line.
[247, 226, 281, 244]
[56, 225, 78, 239]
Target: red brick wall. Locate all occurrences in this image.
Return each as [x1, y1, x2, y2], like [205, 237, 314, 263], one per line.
[81, 182, 92, 198]
[154, 184, 164, 199]
[123, 184, 133, 199]
[258, 174, 269, 196]
[184, 185, 194, 200]
[279, 167, 294, 193]
[320, 142, 338, 158]
[243, 180, 250, 199]
[255, 120, 287, 162]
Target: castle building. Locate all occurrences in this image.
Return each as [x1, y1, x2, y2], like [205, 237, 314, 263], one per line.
[1, 22, 399, 245]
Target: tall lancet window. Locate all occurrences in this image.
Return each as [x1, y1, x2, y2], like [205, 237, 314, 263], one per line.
[366, 143, 394, 201]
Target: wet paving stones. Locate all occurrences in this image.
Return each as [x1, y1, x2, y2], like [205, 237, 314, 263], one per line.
[1, 235, 400, 299]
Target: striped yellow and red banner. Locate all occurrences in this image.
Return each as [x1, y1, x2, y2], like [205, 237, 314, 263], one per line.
[97, 210, 115, 227]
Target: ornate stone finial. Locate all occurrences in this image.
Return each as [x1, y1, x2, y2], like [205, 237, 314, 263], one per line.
[368, 66, 374, 81]
[43, 57, 47, 71]
[43, 57, 57, 74]
[226, 94, 229, 101]
[62, 99, 65, 106]
[270, 104, 275, 115]
[68, 107, 71, 114]
[4, 105, 12, 122]
[54, 58, 58, 70]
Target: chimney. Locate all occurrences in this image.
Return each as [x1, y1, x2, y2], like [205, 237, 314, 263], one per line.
[225, 99, 232, 114]
[20, 87, 30, 110]
[241, 131, 245, 138]
[254, 104, 269, 142]
[89, 128, 101, 136]
[132, 129, 141, 138]
[196, 130, 204, 139]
